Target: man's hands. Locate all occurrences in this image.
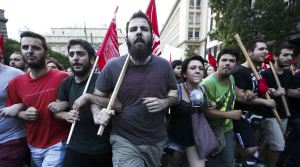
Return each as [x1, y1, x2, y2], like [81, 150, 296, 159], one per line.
[0, 105, 19, 118]
[269, 87, 285, 97]
[93, 108, 115, 126]
[48, 101, 69, 113]
[206, 102, 216, 110]
[244, 90, 255, 101]
[142, 97, 167, 113]
[230, 110, 242, 120]
[64, 110, 80, 123]
[264, 99, 276, 108]
[22, 107, 39, 121]
[73, 94, 89, 111]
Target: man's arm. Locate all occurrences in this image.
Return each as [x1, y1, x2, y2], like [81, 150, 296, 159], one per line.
[288, 88, 300, 98]
[142, 89, 178, 113]
[0, 103, 26, 118]
[48, 101, 69, 114]
[235, 86, 276, 108]
[72, 93, 122, 112]
[203, 108, 242, 120]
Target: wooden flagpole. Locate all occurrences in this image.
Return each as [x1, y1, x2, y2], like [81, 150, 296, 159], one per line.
[97, 54, 131, 135]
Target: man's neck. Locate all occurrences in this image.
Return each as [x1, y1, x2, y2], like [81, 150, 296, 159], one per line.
[29, 65, 49, 79]
[274, 62, 284, 74]
[214, 72, 230, 84]
[74, 69, 92, 83]
[242, 61, 260, 69]
[130, 55, 151, 65]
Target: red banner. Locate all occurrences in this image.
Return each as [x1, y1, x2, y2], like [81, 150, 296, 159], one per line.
[146, 0, 161, 56]
[96, 6, 120, 71]
[0, 34, 4, 64]
[208, 53, 217, 72]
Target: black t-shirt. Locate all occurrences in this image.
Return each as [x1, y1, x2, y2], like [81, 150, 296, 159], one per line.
[261, 69, 293, 119]
[288, 72, 300, 118]
[167, 85, 206, 146]
[57, 73, 112, 155]
[233, 65, 264, 116]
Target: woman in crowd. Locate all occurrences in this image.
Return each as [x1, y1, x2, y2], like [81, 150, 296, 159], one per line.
[47, 58, 65, 71]
[66, 67, 73, 75]
[165, 55, 210, 167]
[204, 65, 215, 78]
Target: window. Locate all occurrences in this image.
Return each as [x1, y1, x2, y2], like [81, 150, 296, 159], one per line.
[97, 38, 102, 42]
[59, 37, 65, 42]
[195, 29, 200, 39]
[52, 30, 55, 34]
[98, 30, 102, 35]
[70, 30, 74, 34]
[50, 37, 55, 42]
[88, 30, 93, 35]
[188, 29, 193, 40]
[189, 13, 194, 24]
[62, 30, 64, 34]
[196, 0, 201, 9]
[61, 47, 65, 53]
[80, 30, 84, 34]
[195, 14, 200, 24]
[69, 37, 74, 40]
[189, 0, 194, 9]
[79, 37, 84, 40]
[88, 37, 91, 42]
[51, 47, 56, 51]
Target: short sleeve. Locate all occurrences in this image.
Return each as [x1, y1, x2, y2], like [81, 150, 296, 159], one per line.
[57, 78, 69, 101]
[289, 72, 300, 89]
[233, 70, 246, 90]
[6, 79, 22, 106]
[201, 81, 214, 105]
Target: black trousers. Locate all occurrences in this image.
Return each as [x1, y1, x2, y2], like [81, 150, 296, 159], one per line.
[63, 147, 112, 167]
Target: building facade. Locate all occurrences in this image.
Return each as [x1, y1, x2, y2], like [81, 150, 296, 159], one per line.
[160, 0, 209, 60]
[44, 27, 126, 55]
[0, 9, 8, 41]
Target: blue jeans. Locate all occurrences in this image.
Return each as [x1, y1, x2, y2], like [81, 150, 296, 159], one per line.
[28, 141, 68, 167]
[280, 118, 300, 167]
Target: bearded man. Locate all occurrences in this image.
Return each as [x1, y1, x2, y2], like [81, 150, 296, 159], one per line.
[91, 11, 178, 167]
[10, 51, 29, 72]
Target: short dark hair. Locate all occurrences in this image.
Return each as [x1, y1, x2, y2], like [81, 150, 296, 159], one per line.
[171, 60, 182, 69]
[273, 43, 295, 57]
[204, 59, 208, 63]
[126, 10, 153, 36]
[11, 51, 27, 63]
[245, 39, 267, 52]
[182, 55, 204, 82]
[216, 47, 240, 64]
[67, 39, 95, 59]
[20, 31, 48, 51]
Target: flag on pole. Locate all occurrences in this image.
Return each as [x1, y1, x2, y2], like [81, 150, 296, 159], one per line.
[146, 0, 161, 56]
[262, 52, 272, 69]
[96, 6, 120, 72]
[0, 34, 4, 64]
[208, 53, 217, 72]
[169, 53, 172, 64]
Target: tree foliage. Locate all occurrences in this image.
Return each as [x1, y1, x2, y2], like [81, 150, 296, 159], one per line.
[209, 0, 300, 64]
[3, 39, 21, 65]
[185, 46, 197, 58]
[2, 39, 70, 68]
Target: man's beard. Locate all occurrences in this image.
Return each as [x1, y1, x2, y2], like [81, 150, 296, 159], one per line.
[27, 54, 46, 69]
[278, 59, 290, 68]
[127, 37, 153, 61]
[11, 64, 25, 71]
[175, 73, 181, 79]
[71, 61, 91, 76]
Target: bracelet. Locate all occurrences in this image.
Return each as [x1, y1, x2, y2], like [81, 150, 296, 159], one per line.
[228, 111, 230, 119]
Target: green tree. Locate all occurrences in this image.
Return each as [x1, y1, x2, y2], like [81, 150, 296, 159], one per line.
[185, 46, 197, 58]
[3, 39, 21, 65]
[209, 0, 300, 64]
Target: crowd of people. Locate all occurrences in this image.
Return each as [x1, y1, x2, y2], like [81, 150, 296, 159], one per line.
[0, 10, 299, 167]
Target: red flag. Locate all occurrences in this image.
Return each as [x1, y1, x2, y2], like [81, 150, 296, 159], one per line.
[208, 53, 217, 72]
[146, 0, 161, 56]
[169, 53, 172, 64]
[0, 34, 4, 64]
[291, 60, 296, 65]
[96, 6, 120, 72]
[262, 52, 273, 69]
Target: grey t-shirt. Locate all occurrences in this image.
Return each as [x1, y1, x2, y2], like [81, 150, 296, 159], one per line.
[0, 65, 26, 144]
[96, 54, 177, 145]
